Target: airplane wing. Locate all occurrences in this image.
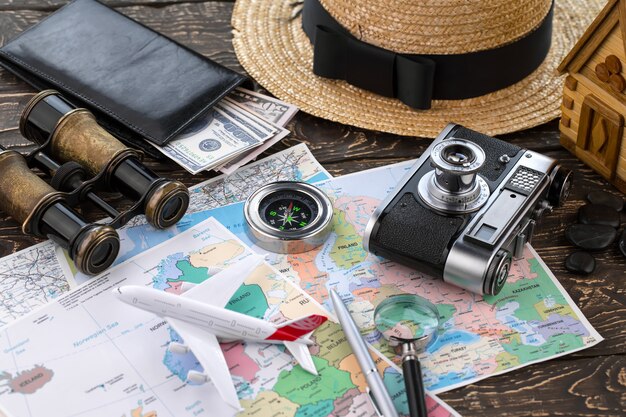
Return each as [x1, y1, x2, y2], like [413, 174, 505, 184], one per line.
[283, 340, 318, 375]
[167, 317, 241, 411]
[182, 255, 263, 307]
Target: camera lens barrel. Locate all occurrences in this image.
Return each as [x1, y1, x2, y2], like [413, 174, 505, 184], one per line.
[418, 138, 490, 214]
[21, 90, 189, 229]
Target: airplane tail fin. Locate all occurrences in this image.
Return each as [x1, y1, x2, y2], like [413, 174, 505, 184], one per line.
[266, 315, 328, 342]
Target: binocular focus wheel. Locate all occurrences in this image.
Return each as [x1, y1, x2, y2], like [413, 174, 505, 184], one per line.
[50, 161, 87, 192]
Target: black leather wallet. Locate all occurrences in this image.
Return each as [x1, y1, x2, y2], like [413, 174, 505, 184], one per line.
[0, 0, 246, 155]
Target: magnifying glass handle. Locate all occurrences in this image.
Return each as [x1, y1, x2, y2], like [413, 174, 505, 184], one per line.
[402, 356, 428, 417]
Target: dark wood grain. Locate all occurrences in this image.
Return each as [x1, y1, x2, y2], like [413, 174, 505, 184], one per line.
[0, 1, 624, 417]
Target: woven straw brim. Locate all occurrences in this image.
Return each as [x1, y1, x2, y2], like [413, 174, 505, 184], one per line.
[232, 0, 605, 138]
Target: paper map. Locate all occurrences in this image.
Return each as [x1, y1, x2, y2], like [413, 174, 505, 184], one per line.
[268, 164, 603, 392]
[0, 218, 457, 417]
[0, 143, 601, 417]
[66, 143, 331, 285]
[0, 243, 69, 326]
[0, 143, 329, 327]
[86, 159, 601, 394]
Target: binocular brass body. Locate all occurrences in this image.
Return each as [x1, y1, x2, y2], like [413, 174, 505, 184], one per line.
[0, 90, 190, 275]
[0, 148, 120, 275]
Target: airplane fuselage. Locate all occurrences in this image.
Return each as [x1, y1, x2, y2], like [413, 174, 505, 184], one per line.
[116, 286, 283, 343]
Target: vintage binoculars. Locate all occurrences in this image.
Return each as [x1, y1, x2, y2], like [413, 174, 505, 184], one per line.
[0, 90, 190, 275]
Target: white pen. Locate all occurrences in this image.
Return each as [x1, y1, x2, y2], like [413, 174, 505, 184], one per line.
[330, 289, 400, 417]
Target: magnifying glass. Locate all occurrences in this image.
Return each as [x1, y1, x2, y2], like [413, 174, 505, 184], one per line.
[374, 294, 440, 417]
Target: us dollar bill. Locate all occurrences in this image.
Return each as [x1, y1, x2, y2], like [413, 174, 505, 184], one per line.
[154, 108, 267, 174]
[228, 88, 298, 127]
[154, 89, 298, 175]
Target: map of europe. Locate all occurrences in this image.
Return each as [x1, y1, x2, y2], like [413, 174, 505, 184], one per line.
[266, 164, 602, 392]
[0, 218, 456, 417]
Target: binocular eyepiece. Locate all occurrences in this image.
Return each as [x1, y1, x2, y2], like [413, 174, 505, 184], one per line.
[21, 90, 190, 229]
[0, 90, 190, 275]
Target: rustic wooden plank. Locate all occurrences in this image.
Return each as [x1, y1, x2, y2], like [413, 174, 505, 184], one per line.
[0, 1, 624, 416]
[439, 355, 626, 417]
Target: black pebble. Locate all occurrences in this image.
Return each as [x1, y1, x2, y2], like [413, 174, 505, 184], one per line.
[587, 191, 624, 212]
[565, 224, 618, 250]
[565, 252, 596, 275]
[578, 204, 621, 228]
[619, 229, 626, 258]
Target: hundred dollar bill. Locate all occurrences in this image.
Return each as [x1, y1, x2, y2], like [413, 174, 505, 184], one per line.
[154, 108, 268, 174]
[217, 127, 290, 175]
[215, 101, 276, 138]
[228, 87, 298, 127]
[215, 91, 297, 173]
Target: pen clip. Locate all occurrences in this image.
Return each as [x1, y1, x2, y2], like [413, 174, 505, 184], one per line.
[366, 387, 384, 417]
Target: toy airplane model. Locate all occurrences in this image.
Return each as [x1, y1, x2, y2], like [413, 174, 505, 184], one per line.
[112, 256, 328, 411]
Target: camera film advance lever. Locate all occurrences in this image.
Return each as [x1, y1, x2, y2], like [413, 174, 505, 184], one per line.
[364, 123, 572, 295]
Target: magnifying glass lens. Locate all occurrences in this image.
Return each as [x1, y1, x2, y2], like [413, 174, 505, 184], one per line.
[373, 294, 440, 417]
[374, 295, 439, 342]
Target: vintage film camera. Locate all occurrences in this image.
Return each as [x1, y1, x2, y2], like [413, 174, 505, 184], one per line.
[364, 124, 572, 295]
[0, 91, 190, 275]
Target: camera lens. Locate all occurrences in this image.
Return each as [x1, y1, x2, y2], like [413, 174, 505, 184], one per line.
[442, 144, 475, 166]
[418, 138, 490, 214]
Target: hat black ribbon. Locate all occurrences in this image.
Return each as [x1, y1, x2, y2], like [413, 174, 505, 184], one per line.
[302, 0, 554, 110]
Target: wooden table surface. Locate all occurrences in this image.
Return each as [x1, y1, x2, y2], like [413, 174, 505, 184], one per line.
[0, 1, 624, 416]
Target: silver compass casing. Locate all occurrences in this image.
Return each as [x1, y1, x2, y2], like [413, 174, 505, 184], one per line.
[244, 181, 334, 254]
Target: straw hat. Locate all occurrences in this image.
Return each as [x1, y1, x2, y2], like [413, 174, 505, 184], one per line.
[232, 0, 605, 137]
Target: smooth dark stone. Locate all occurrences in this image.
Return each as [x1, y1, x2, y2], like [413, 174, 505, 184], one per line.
[565, 224, 618, 250]
[565, 252, 596, 275]
[620, 229, 626, 258]
[578, 204, 621, 228]
[587, 191, 624, 212]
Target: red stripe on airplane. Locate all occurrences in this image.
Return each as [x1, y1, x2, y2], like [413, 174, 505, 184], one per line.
[265, 315, 328, 341]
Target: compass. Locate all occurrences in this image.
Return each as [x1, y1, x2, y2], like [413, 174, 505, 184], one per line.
[244, 181, 333, 253]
